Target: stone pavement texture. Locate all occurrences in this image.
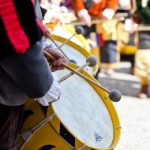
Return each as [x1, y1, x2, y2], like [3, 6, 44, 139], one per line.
[97, 62, 150, 150]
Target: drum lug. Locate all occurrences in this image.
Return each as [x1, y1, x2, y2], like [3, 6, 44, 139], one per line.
[76, 144, 86, 150]
[21, 130, 32, 142]
[117, 125, 122, 129]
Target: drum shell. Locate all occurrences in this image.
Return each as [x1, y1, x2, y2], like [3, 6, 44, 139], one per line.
[18, 64, 121, 150]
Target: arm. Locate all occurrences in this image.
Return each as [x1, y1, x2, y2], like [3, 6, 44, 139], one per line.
[102, 0, 118, 19]
[73, 0, 92, 27]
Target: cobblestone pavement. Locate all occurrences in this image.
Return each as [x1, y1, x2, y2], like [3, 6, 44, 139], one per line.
[97, 63, 150, 150]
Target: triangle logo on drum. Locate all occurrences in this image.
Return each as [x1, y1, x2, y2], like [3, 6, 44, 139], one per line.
[39, 145, 56, 150]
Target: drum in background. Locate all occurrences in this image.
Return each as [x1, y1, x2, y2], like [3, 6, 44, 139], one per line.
[47, 34, 98, 76]
[18, 63, 121, 150]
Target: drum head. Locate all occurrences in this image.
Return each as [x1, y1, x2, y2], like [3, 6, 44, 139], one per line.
[52, 64, 120, 149]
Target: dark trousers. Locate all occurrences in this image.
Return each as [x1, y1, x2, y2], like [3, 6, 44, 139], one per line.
[0, 103, 24, 150]
[100, 40, 117, 63]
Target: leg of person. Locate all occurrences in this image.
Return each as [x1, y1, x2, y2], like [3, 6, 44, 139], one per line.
[0, 104, 24, 150]
[138, 77, 149, 98]
[100, 40, 117, 75]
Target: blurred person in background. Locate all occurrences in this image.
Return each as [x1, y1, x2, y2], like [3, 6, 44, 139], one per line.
[117, 0, 136, 74]
[132, 0, 150, 98]
[73, 0, 119, 76]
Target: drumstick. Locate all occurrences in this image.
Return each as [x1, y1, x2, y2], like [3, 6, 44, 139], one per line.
[59, 55, 97, 82]
[44, 51, 122, 102]
[46, 31, 70, 61]
[58, 26, 84, 49]
[46, 26, 84, 63]
[20, 113, 56, 150]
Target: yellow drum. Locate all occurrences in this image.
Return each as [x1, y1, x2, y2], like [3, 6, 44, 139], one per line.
[18, 63, 121, 150]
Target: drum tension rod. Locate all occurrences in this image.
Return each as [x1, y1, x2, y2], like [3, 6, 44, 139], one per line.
[20, 113, 56, 150]
[47, 34, 70, 61]
[58, 26, 84, 49]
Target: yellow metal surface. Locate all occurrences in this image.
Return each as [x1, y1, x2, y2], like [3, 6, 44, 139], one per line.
[17, 100, 73, 150]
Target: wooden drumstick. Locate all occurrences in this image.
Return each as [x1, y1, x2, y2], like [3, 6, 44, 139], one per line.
[46, 26, 84, 62]
[58, 26, 84, 49]
[59, 55, 97, 82]
[44, 51, 122, 102]
[46, 31, 70, 61]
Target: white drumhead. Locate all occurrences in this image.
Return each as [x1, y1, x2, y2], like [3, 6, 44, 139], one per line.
[53, 70, 113, 149]
[53, 40, 94, 75]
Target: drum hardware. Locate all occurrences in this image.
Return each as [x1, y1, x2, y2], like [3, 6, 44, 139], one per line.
[76, 144, 86, 150]
[44, 51, 122, 102]
[20, 113, 56, 150]
[46, 26, 84, 63]
[59, 55, 97, 82]
[116, 125, 122, 129]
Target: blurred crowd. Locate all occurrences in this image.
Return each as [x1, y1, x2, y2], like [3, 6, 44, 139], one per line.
[40, 0, 150, 98]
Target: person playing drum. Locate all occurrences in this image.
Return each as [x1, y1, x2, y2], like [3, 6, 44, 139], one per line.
[0, 0, 67, 149]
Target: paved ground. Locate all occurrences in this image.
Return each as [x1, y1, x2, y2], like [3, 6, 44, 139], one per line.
[114, 96, 150, 150]
[97, 62, 150, 150]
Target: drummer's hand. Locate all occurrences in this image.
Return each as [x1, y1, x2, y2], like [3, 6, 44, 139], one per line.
[78, 9, 92, 27]
[44, 46, 68, 72]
